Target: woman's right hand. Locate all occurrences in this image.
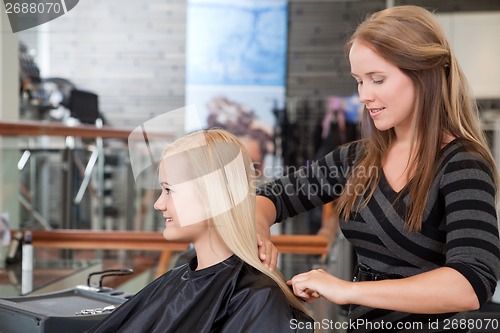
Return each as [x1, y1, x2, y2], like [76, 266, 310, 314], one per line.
[257, 222, 278, 270]
[287, 269, 353, 305]
[256, 196, 279, 270]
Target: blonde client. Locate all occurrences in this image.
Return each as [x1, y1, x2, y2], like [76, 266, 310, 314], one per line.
[88, 129, 313, 333]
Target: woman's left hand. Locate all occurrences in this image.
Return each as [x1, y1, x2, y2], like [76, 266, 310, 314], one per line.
[287, 269, 352, 304]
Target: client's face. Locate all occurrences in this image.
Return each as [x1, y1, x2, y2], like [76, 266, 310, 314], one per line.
[153, 160, 208, 242]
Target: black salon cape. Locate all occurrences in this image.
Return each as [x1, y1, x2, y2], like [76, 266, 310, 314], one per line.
[87, 255, 313, 333]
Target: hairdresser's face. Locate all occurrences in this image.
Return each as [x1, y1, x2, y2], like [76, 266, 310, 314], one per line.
[349, 40, 416, 135]
[153, 160, 208, 242]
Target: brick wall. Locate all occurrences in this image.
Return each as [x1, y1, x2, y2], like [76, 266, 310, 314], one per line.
[41, 0, 186, 133]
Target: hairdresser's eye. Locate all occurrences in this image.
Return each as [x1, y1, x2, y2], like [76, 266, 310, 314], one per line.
[351, 74, 361, 85]
[162, 187, 172, 195]
[372, 78, 384, 84]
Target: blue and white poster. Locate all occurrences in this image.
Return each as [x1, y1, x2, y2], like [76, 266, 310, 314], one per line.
[185, 0, 288, 177]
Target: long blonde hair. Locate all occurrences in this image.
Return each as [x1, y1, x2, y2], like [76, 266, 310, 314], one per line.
[337, 5, 498, 231]
[164, 129, 310, 315]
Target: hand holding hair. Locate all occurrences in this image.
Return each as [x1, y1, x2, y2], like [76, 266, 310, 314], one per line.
[288, 269, 353, 305]
[256, 231, 278, 271]
[255, 196, 279, 270]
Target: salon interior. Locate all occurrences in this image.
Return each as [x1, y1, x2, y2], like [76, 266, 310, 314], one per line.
[1, 0, 500, 332]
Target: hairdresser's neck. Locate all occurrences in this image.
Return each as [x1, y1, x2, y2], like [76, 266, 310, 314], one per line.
[393, 124, 415, 146]
[193, 235, 233, 271]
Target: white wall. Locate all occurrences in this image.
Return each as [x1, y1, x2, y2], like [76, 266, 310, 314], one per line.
[437, 12, 500, 99]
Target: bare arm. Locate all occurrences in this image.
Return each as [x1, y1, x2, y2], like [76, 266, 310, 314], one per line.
[289, 266, 479, 314]
[348, 267, 479, 313]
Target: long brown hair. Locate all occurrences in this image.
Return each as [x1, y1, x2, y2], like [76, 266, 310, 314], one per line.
[336, 5, 498, 231]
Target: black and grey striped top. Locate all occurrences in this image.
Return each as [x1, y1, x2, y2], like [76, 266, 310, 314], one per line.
[257, 139, 500, 332]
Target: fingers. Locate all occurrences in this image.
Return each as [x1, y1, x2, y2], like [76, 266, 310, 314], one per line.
[257, 234, 268, 261]
[291, 282, 311, 300]
[256, 233, 264, 247]
[268, 244, 278, 271]
[287, 271, 324, 302]
[287, 279, 321, 302]
[307, 289, 321, 298]
[257, 234, 278, 270]
[304, 289, 321, 303]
